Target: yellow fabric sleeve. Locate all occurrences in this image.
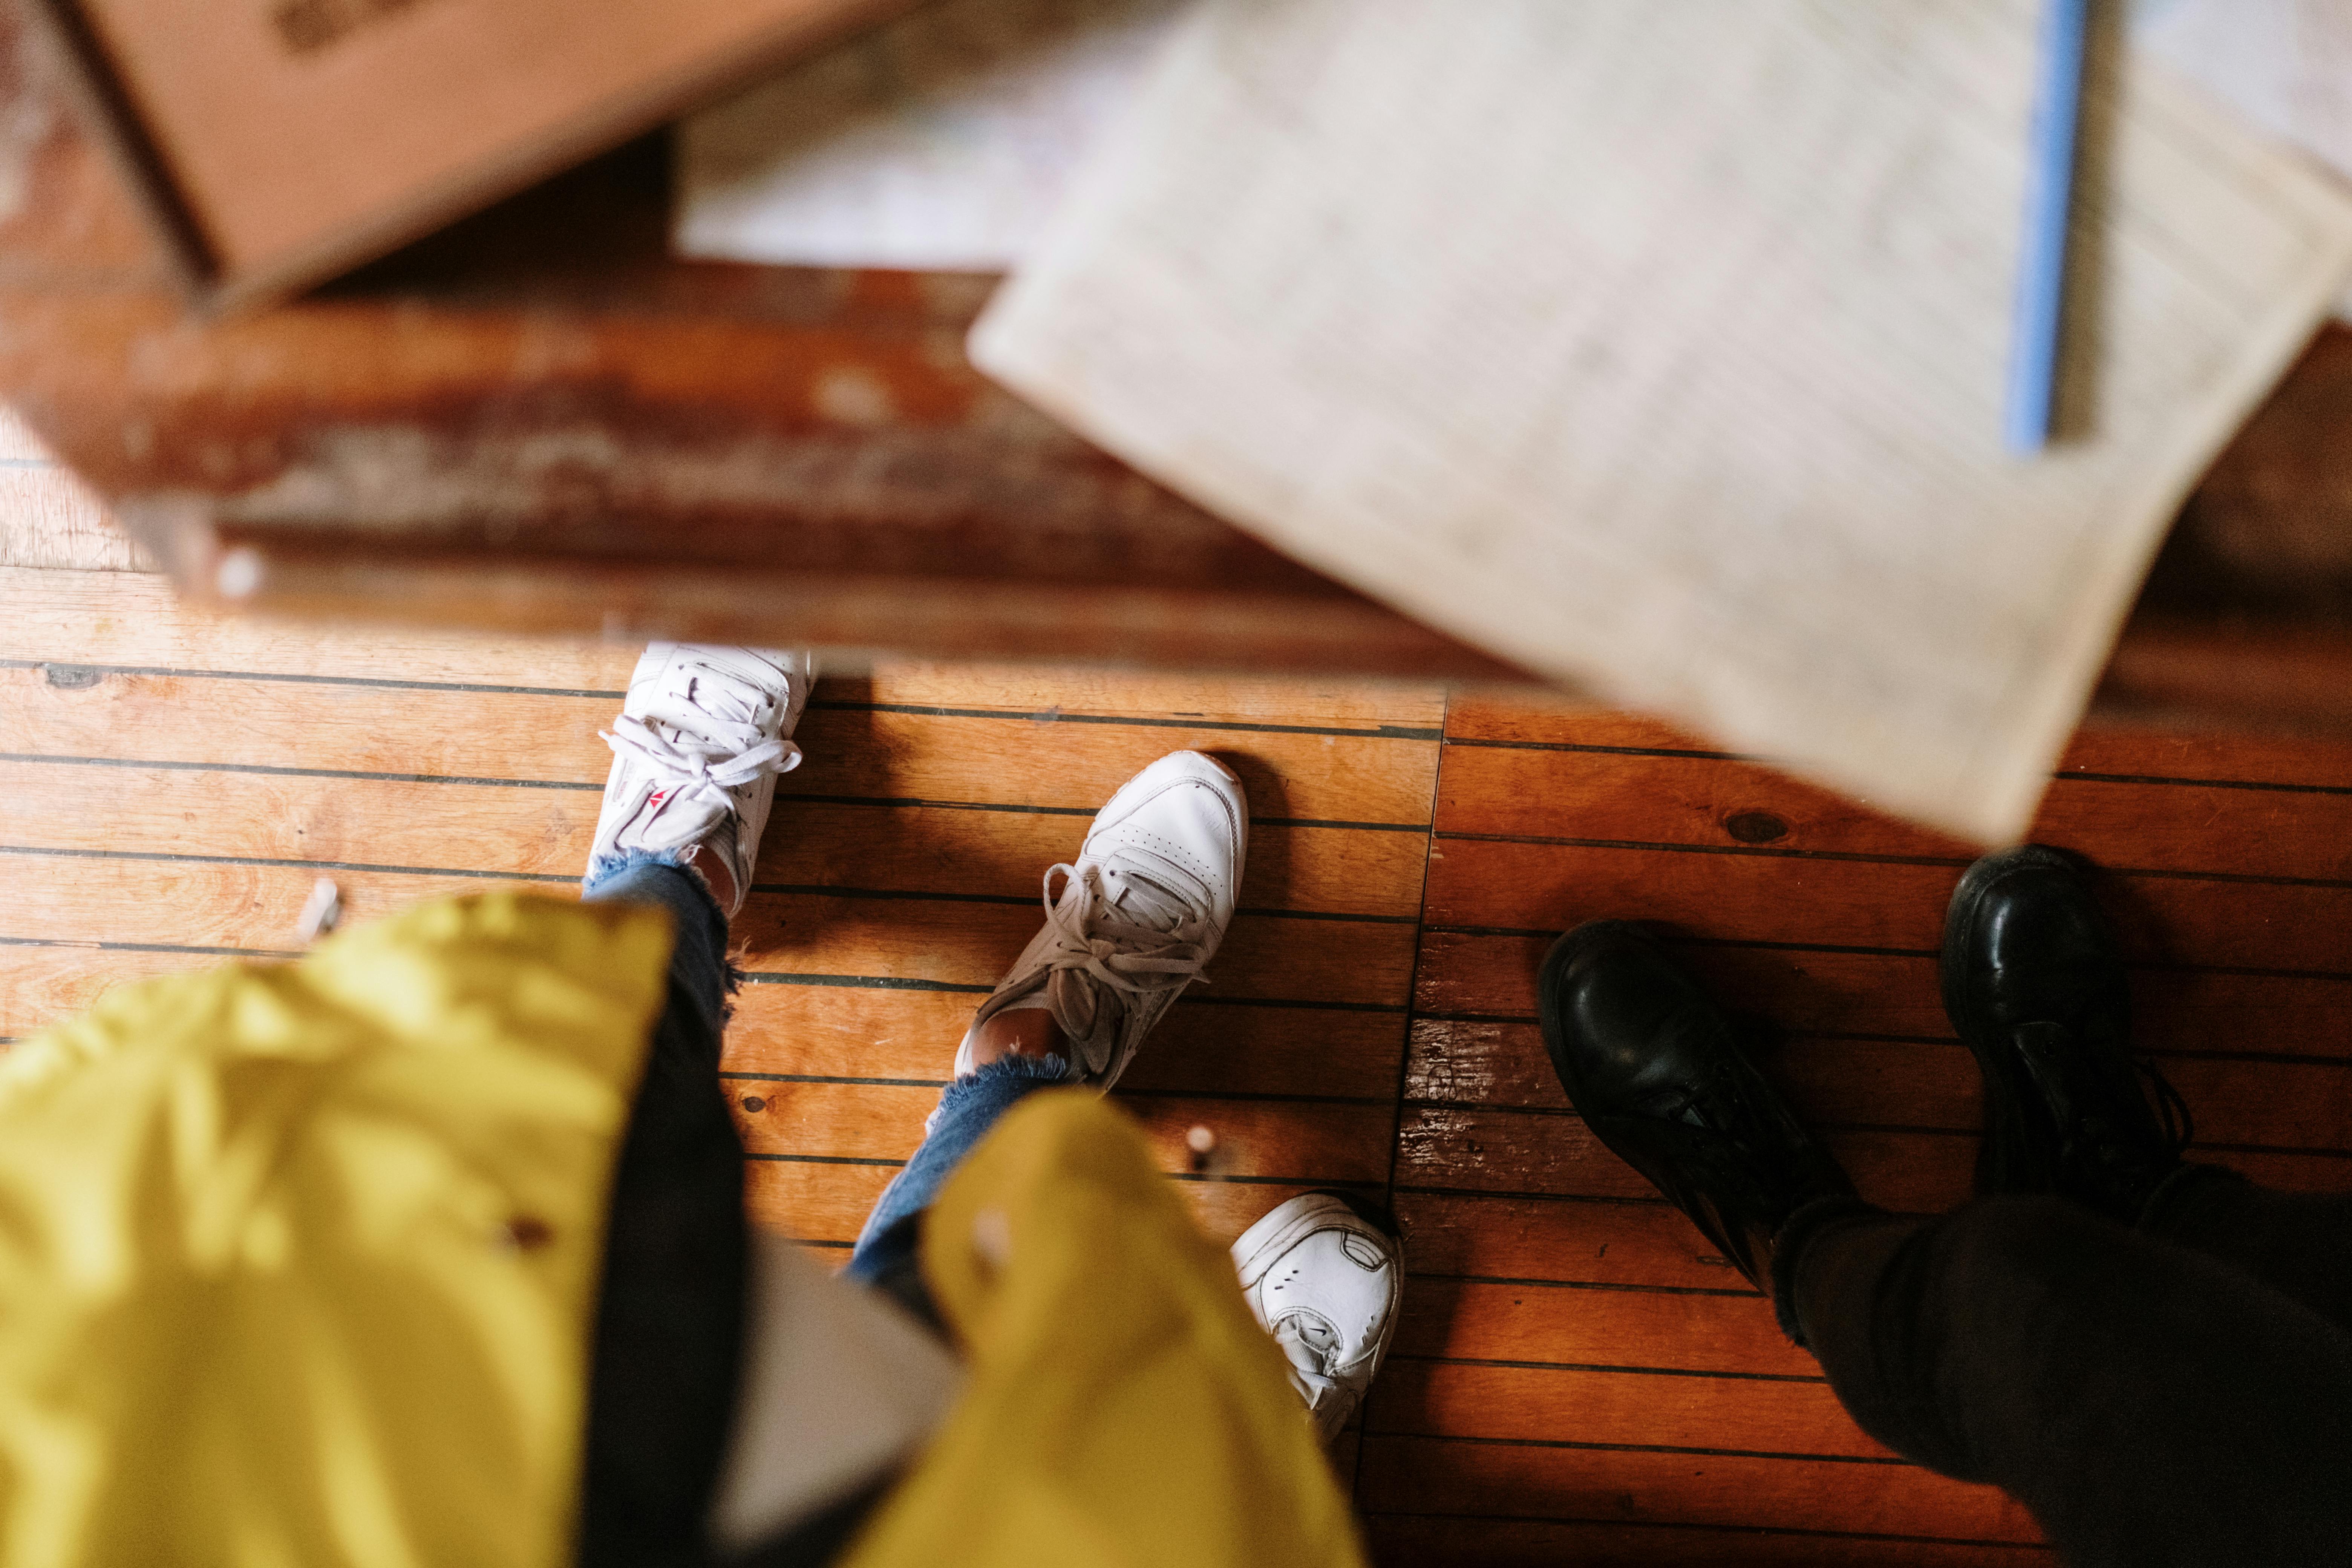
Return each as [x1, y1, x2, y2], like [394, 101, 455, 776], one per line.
[0, 894, 672, 1568]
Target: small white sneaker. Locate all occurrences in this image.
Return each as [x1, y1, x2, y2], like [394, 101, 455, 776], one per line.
[954, 750, 1247, 1088]
[1232, 1191, 1403, 1445]
[586, 644, 814, 917]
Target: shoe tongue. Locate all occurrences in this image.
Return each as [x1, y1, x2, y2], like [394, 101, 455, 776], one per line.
[1101, 863, 1193, 930]
[1291, 1316, 1339, 1356]
[1042, 967, 1130, 1079]
[643, 666, 770, 744]
[1276, 1313, 1342, 1377]
[2014, 1020, 2084, 1114]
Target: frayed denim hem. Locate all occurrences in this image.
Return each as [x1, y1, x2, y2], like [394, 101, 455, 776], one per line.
[953, 1050, 1075, 1088]
[584, 846, 699, 899]
[922, 1049, 1073, 1136]
[852, 1049, 1076, 1276]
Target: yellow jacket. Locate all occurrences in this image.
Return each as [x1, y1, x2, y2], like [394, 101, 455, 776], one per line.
[0, 894, 1364, 1568]
[0, 894, 672, 1568]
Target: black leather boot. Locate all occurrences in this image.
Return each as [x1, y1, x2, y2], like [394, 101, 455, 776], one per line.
[1537, 920, 1856, 1294]
[1940, 845, 2192, 1223]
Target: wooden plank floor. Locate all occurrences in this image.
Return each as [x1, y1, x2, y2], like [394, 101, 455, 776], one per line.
[0, 410, 153, 572]
[6, 565, 2351, 1563]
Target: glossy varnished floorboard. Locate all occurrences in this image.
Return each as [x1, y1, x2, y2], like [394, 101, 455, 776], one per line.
[8, 565, 2352, 1563]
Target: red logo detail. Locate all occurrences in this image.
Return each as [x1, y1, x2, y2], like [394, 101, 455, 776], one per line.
[648, 790, 668, 810]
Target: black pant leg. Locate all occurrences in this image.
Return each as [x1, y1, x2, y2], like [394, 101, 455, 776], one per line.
[2143, 1165, 2352, 1337]
[1779, 1195, 2352, 1568]
[577, 972, 749, 1566]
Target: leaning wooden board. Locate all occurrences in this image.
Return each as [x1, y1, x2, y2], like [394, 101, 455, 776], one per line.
[27, 0, 914, 308]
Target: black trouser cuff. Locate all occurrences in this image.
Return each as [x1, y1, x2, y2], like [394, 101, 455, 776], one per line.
[1769, 1193, 1885, 1346]
[2135, 1160, 2242, 1234]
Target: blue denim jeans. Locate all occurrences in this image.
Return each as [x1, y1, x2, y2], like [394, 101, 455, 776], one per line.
[584, 850, 1071, 1287]
[584, 851, 733, 1032]
[845, 1052, 1073, 1288]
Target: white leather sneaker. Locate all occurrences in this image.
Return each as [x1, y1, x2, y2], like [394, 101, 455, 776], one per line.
[1232, 1191, 1403, 1445]
[586, 644, 813, 918]
[954, 750, 1247, 1088]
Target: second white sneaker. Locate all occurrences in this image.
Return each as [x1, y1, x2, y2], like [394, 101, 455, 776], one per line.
[955, 750, 1247, 1088]
[586, 643, 813, 917]
[1233, 1191, 1404, 1445]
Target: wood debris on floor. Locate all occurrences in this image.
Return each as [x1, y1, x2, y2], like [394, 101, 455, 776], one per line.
[6, 563, 2351, 1565]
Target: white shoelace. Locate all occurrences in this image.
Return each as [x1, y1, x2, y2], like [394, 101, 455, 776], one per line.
[600, 668, 805, 826]
[603, 712, 802, 796]
[1021, 862, 1212, 1067]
